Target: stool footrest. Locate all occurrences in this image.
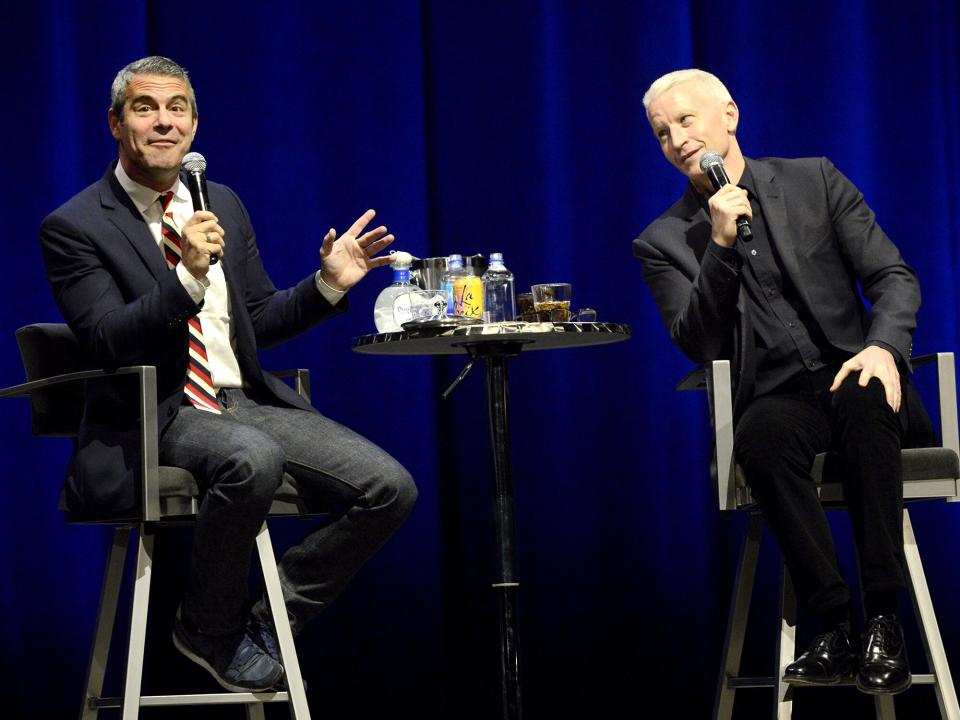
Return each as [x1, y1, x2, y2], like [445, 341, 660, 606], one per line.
[726, 674, 937, 691]
[727, 676, 777, 689]
[91, 691, 290, 708]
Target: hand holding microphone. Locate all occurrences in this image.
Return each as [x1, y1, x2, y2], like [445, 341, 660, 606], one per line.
[699, 151, 753, 244]
[181, 152, 223, 265]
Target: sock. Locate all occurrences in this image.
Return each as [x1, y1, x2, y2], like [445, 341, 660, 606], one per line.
[821, 603, 853, 634]
[864, 589, 899, 618]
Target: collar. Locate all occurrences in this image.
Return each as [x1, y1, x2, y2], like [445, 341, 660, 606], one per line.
[691, 160, 759, 215]
[737, 162, 757, 197]
[113, 161, 190, 214]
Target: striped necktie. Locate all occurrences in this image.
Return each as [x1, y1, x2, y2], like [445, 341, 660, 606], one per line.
[160, 191, 222, 414]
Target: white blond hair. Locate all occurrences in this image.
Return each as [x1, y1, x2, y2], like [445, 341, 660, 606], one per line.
[642, 69, 732, 115]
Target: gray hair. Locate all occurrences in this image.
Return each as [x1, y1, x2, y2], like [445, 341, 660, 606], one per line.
[110, 56, 198, 119]
[642, 69, 732, 114]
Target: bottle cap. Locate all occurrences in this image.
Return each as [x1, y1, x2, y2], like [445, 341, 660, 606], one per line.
[489, 252, 503, 263]
[389, 251, 413, 269]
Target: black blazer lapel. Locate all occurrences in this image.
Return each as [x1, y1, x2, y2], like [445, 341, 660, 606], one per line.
[748, 159, 819, 315]
[98, 168, 168, 280]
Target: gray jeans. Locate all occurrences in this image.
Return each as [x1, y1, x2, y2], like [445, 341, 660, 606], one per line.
[159, 387, 417, 636]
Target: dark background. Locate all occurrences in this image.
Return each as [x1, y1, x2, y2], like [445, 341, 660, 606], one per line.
[1, 1, 958, 718]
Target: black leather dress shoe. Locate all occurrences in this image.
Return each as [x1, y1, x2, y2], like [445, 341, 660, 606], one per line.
[856, 614, 911, 695]
[783, 626, 857, 686]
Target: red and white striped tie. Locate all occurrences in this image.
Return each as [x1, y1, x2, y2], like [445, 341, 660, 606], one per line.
[160, 191, 222, 415]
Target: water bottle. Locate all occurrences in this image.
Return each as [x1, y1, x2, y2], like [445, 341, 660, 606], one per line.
[440, 254, 465, 315]
[373, 252, 416, 332]
[482, 252, 516, 322]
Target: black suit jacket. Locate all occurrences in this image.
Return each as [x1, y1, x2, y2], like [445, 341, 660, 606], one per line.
[633, 157, 921, 417]
[40, 164, 346, 516]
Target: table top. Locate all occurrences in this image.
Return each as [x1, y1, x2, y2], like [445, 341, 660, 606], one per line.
[352, 321, 631, 357]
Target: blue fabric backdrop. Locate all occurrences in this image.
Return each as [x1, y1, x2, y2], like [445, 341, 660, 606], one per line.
[1, 1, 958, 717]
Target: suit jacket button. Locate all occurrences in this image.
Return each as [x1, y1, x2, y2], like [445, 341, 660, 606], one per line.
[167, 406, 175, 417]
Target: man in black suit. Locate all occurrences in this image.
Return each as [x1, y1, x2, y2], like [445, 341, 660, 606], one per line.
[40, 56, 417, 692]
[633, 69, 932, 695]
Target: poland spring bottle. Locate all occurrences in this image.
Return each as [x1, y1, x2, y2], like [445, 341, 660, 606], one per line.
[481, 252, 516, 322]
[441, 254, 465, 315]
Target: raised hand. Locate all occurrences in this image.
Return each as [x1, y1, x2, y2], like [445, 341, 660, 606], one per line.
[318, 209, 395, 291]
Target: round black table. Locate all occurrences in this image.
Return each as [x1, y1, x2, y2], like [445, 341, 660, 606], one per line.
[353, 321, 631, 720]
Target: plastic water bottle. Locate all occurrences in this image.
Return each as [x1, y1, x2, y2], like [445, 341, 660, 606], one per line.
[373, 252, 416, 332]
[482, 252, 516, 322]
[440, 254, 465, 315]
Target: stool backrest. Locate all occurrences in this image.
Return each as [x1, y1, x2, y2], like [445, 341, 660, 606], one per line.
[15, 323, 87, 437]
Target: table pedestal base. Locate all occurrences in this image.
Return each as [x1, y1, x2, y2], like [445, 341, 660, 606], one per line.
[353, 324, 631, 720]
[477, 343, 523, 720]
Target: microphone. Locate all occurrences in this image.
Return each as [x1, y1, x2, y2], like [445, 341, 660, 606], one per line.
[699, 151, 753, 242]
[181, 152, 219, 264]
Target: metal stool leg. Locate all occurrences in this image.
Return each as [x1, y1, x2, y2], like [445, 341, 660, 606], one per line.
[714, 513, 764, 720]
[246, 703, 267, 720]
[874, 695, 896, 719]
[256, 523, 311, 720]
[903, 508, 960, 720]
[121, 526, 154, 720]
[74, 523, 306, 719]
[773, 565, 796, 720]
[79, 527, 131, 720]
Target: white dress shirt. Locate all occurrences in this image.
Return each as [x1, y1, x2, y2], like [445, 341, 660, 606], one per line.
[114, 162, 345, 391]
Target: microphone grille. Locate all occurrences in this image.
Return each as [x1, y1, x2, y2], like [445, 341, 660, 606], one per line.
[181, 152, 207, 173]
[699, 151, 724, 173]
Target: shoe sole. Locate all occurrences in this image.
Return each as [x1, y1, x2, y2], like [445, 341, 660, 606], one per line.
[783, 675, 848, 687]
[172, 629, 283, 693]
[855, 676, 913, 696]
[783, 663, 856, 687]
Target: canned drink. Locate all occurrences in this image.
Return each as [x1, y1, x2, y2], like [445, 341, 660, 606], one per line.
[453, 275, 484, 319]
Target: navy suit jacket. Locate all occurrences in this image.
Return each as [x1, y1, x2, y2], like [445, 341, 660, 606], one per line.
[40, 164, 346, 516]
[633, 157, 922, 418]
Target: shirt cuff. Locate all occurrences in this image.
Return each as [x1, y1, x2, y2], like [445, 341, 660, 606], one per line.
[315, 271, 347, 305]
[706, 240, 742, 273]
[176, 262, 208, 303]
[867, 341, 905, 366]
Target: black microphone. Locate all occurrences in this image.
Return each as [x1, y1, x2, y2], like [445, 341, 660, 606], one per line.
[699, 151, 753, 242]
[181, 152, 219, 264]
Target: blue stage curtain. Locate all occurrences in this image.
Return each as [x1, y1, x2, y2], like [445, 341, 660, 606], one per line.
[1, 1, 957, 717]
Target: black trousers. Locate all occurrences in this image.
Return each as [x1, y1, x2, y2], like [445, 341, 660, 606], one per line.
[734, 367, 929, 615]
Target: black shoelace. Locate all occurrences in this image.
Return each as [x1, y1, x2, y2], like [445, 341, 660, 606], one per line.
[864, 615, 898, 655]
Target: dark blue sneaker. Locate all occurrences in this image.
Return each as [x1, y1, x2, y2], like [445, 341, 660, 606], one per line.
[246, 616, 281, 664]
[173, 610, 284, 692]
[246, 615, 307, 690]
[246, 616, 310, 691]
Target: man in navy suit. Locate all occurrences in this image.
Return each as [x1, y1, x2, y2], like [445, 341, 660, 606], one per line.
[634, 69, 933, 695]
[40, 56, 417, 692]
